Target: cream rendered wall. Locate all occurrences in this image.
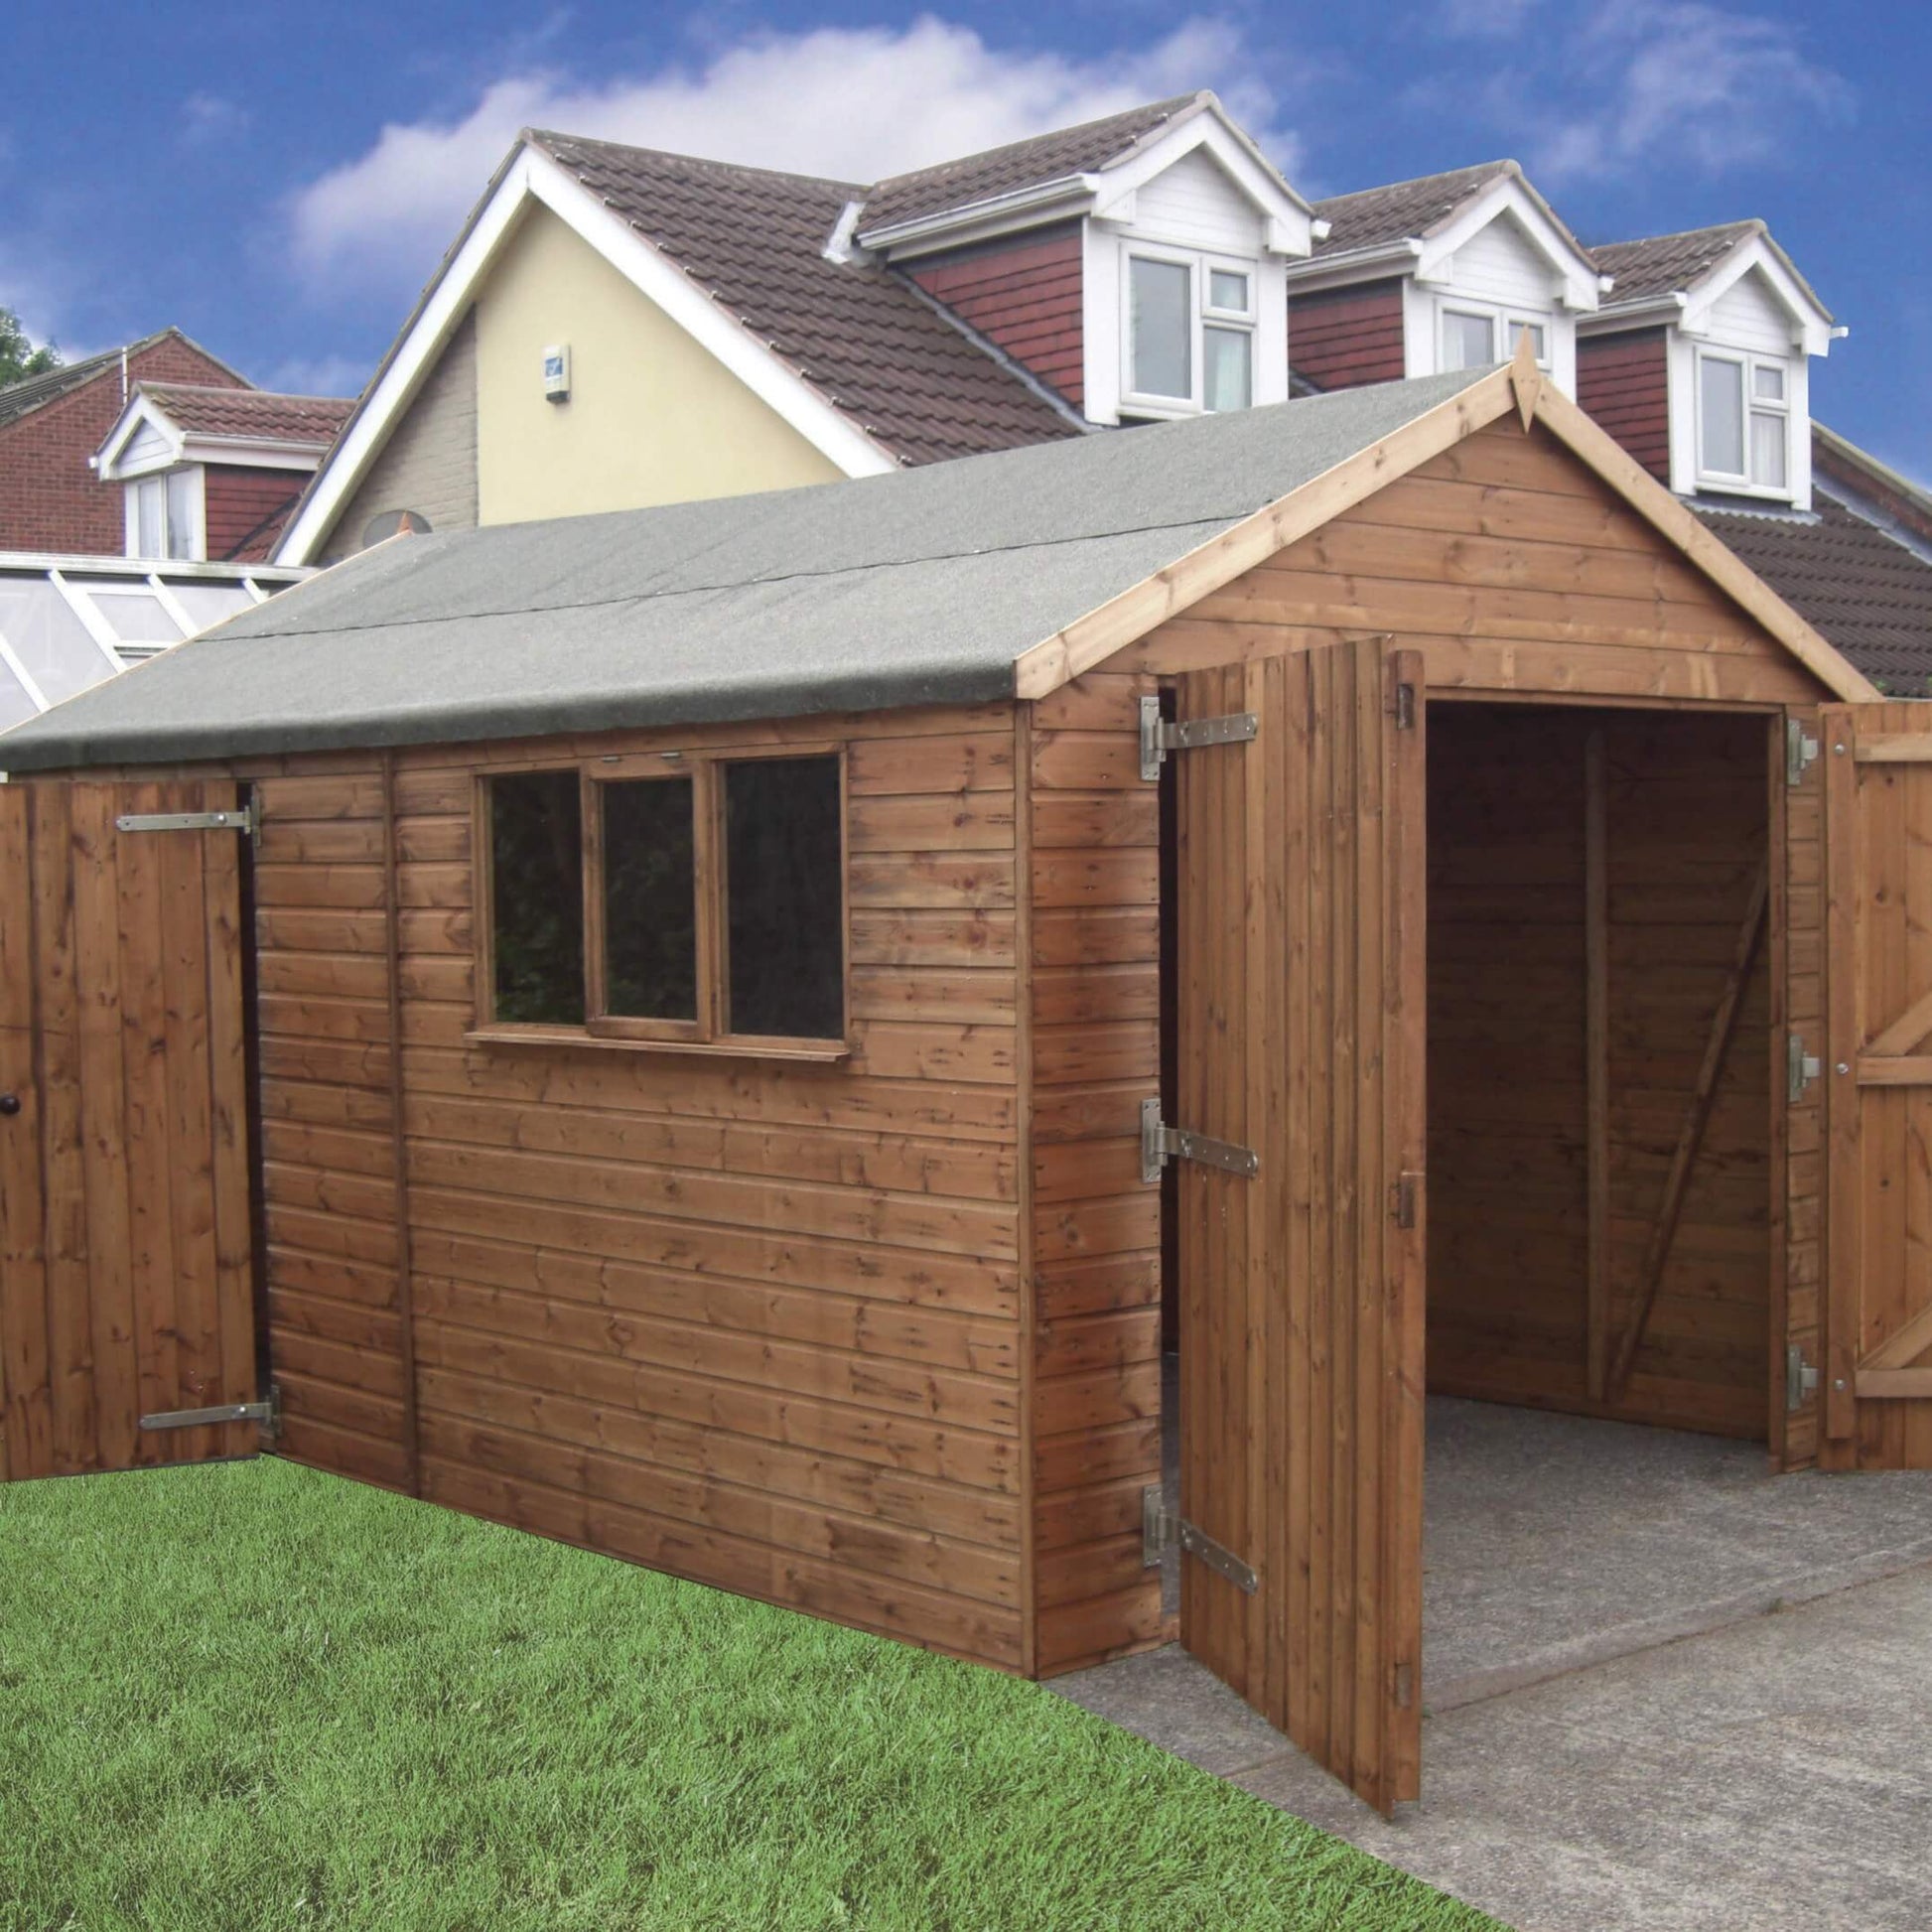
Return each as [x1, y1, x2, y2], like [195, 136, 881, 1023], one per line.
[475, 205, 841, 525]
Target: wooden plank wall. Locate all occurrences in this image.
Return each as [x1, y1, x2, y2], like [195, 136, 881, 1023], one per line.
[1427, 705, 1773, 1437]
[1026, 670, 1169, 1676]
[247, 705, 1033, 1670]
[1111, 418, 1830, 712]
[0, 777, 256, 1480]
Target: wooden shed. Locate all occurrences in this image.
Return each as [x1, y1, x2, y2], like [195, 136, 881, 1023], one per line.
[5, 348, 1931, 1814]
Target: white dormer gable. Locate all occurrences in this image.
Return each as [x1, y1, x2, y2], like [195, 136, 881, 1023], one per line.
[95, 395, 189, 481]
[1080, 109, 1311, 426]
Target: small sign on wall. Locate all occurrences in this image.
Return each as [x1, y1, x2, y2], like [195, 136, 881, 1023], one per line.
[543, 345, 571, 403]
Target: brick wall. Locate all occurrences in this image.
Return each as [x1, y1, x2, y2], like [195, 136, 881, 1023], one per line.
[205, 465, 309, 562]
[909, 225, 1084, 409]
[1577, 329, 1671, 483]
[0, 335, 249, 555]
[1814, 435, 1932, 547]
[1287, 280, 1407, 392]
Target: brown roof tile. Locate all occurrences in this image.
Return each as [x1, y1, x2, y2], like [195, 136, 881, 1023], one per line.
[1697, 491, 1932, 692]
[1311, 160, 1519, 255]
[141, 383, 354, 446]
[1590, 220, 1762, 306]
[859, 93, 1206, 233]
[528, 131, 1083, 467]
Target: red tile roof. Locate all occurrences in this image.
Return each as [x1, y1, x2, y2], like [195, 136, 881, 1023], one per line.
[527, 132, 1083, 466]
[1311, 161, 1520, 255]
[859, 93, 1206, 233]
[140, 383, 355, 446]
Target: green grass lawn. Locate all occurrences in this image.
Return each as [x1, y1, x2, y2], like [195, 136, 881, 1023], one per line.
[0, 1457, 1497, 1931]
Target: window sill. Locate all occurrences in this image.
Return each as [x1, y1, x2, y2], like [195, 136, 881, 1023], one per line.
[464, 1025, 851, 1064]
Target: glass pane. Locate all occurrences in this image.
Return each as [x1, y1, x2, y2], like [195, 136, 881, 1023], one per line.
[1208, 268, 1249, 313]
[1700, 356, 1745, 475]
[1509, 319, 1547, 362]
[1751, 410, 1788, 488]
[0, 656, 36, 732]
[166, 471, 196, 559]
[1442, 311, 1494, 371]
[725, 757, 843, 1040]
[1130, 257, 1191, 399]
[0, 581, 115, 705]
[91, 592, 179, 644]
[489, 771, 584, 1025]
[135, 480, 162, 559]
[601, 776, 697, 1022]
[168, 583, 255, 633]
[1753, 363, 1786, 401]
[1204, 326, 1253, 412]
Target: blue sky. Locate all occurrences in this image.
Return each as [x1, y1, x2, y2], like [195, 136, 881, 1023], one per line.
[7, 2, 1926, 480]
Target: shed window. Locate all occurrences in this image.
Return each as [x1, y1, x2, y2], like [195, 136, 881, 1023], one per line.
[481, 747, 847, 1054]
[487, 770, 585, 1025]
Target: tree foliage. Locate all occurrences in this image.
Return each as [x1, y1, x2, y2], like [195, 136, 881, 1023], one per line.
[0, 306, 61, 386]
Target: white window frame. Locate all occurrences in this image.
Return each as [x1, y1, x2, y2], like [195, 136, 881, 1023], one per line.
[123, 466, 206, 563]
[1435, 296, 1552, 373]
[1693, 345, 1794, 499]
[1120, 242, 1261, 419]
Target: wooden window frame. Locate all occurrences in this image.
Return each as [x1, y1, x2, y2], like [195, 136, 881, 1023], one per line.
[471, 743, 851, 1061]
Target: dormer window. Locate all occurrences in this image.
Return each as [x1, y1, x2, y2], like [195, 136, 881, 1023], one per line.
[1439, 300, 1551, 372]
[127, 469, 202, 562]
[1697, 348, 1790, 493]
[1124, 247, 1257, 416]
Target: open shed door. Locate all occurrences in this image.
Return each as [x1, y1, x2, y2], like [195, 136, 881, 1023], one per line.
[1170, 638, 1426, 1813]
[0, 779, 260, 1480]
[1821, 704, 1932, 1466]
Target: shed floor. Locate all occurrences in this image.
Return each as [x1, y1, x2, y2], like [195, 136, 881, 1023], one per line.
[1062, 1397, 1932, 1931]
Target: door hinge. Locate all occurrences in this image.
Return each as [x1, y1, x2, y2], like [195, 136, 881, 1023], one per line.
[1139, 693, 1258, 781]
[1144, 1486, 1259, 1593]
[1389, 1171, 1423, 1229]
[1788, 1032, 1822, 1104]
[116, 807, 254, 836]
[1786, 717, 1820, 787]
[1389, 681, 1418, 731]
[1141, 1096, 1259, 1183]
[1786, 1343, 1821, 1414]
[139, 1384, 281, 1442]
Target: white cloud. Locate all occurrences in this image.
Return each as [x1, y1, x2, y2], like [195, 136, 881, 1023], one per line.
[1436, 0, 1542, 40]
[285, 15, 1296, 294]
[265, 351, 372, 398]
[1505, 2, 1853, 183]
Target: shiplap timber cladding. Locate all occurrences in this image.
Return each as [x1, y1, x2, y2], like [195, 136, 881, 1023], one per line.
[0, 778, 257, 1480]
[1823, 702, 1932, 1470]
[1027, 668, 1167, 1675]
[246, 702, 1032, 1669]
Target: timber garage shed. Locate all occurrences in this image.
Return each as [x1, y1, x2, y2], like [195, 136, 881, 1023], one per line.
[5, 345, 1932, 1815]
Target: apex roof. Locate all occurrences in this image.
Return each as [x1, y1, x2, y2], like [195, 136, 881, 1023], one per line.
[1311, 159, 1523, 254]
[859, 91, 1209, 232]
[1590, 218, 1833, 321]
[527, 129, 1083, 467]
[0, 328, 249, 432]
[137, 383, 354, 445]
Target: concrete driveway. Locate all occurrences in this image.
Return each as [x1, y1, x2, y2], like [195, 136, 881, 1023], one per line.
[1052, 1400, 1932, 1932]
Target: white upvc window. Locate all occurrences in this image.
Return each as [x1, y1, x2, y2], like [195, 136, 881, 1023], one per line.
[124, 468, 203, 562]
[1696, 347, 1791, 493]
[1437, 298, 1551, 372]
[1123, 246, 1257, 416]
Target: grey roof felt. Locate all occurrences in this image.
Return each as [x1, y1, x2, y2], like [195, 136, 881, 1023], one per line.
[0, 370, 1487, 774]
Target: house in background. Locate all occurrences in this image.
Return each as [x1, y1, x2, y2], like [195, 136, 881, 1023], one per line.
[275, 90, 1932, 693]
[0, 329, 349, 732]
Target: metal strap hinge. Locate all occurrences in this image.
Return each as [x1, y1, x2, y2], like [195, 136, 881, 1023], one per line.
[1389, 681, 1418, 731]
[1141, 1097, 1259, 1183]
[1139, 693, 1258, 780]
[1144, 1486, 1259, 1593]
[116, 807, 254, 835]
[1788, 1033, 1822, 1104]
[139, 1384, 281, 1441]
[1786, 718, 1820, 787]
[1786, 1343, 1820, 1414]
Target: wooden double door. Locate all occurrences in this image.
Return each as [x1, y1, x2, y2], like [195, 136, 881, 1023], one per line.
[1170, 637, 1427, 1814]
[0, 778, 260, 1480]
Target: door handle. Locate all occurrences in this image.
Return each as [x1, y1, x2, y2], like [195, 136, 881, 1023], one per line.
[0, 1094, 19, 1117]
